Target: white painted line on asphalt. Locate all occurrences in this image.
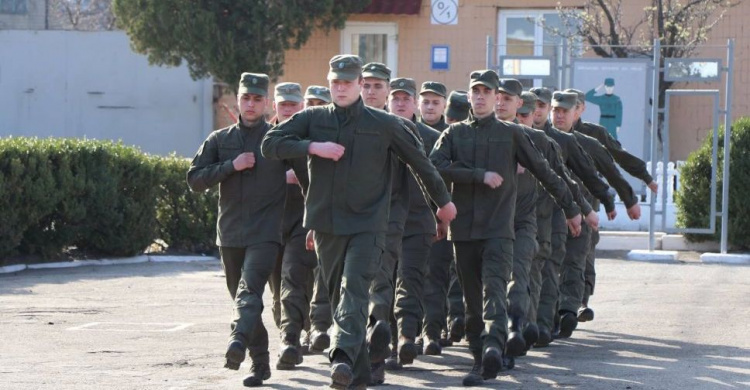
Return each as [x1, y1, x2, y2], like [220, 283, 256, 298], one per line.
[67, 322, 194, 332]
[149, 255, 219, 263]
[604, 362, 665, 370]
[0, 264, 27, 274]
[1, 255, 217, 275]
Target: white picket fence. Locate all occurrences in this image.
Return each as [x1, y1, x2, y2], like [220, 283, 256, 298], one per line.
[600, 161, 685, 231]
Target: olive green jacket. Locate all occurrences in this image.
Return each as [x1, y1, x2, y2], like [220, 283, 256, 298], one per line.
[575, 119, 654, 185]
[187, 120, 287, 247]
[261, 98, 451, 235]
[540, 121, 615, 213]
[418, 115, 449, 132]
[429, 113, 580, 241]
[571, 130, 638, 208]
[404, 118, 442, 237]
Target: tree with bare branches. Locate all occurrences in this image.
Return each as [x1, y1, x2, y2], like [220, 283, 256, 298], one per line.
[49, 0, 116, 31]
[547, 0, 739, 144]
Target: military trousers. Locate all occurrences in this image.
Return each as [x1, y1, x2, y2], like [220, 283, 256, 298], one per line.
[314, 231, 384, 387]
[369, 232, 402, 324]
[421, 237, 455, 340]
[310, 264, 333, 332]
[277, 232, 320, 339]
[559, 219, 592, 314]
[583, 228, 600, 306]
[447, 262, 465, 320]
[220, 243, 280, 364]
[508, 191, 538, 320]
[394, 233, 433, 339]
[528, 196, 553, 326]
[536, 208, 568, 332]
[454, 238, 514, 354]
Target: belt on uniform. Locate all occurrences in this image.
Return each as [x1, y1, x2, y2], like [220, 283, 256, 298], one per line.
[600, 115, 617, 119]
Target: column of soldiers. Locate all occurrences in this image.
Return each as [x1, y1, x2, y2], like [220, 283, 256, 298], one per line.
[188, 54, 657, 389]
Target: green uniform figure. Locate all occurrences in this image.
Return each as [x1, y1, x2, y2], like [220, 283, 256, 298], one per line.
[389, 79, 444, 363]
[301, 85, 334, 353]
[261, 55, 455, 390]
[567, 88, 644, 323]
[585, 78, 623, 140]
[421, 90, 470, 349]
[358, 62, 411, 382]
[187, 73, 286, 387]
[430, 70, 582, 387]
[532, 91, 614, 346]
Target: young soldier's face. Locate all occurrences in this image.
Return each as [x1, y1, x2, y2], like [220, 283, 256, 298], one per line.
[469, 85, 497, 118]
[329, 77, 363, 108]
[533, 101, 551, 128]
[516, 112, 534, 127]
[495, 92, 521, 122]
[419, 93, 447, 124]
[237, 93, 267, 123]
[389, 91, 417, 119]
[552, 106, 577, 132]
[305, 98, 327, 108]
[362, 78, 390, 108]
[273, 100, 303, 122]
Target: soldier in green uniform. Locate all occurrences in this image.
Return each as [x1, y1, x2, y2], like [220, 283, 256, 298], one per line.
[387, 78, 445, 363]
[362, 62, 391, 110]
[430, 70, 582, 387]
[265, 82, 324, 370]
[585, 78, 623, 140]
[418, 81, 448, 131]
[566, 88, 644, 323]
[422, 90, 470, 350]
[187, 73, 287, 387]
[300, 85, 334, 354]
[261, 54, 456, 390]
[359, 63, 410, 382]
[550, 91, 638, 340]
[530, 91, 614, 347]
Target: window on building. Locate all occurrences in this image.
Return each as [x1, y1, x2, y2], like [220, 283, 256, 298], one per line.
[498, 9, 576, 89]
[0, 0, 27, 14]
[341, 22, 399, 77]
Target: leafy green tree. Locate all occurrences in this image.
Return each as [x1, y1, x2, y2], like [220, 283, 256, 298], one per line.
[112, 0, 371, 87]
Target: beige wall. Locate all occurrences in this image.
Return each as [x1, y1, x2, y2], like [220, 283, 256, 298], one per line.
[219, 0, 748, 162]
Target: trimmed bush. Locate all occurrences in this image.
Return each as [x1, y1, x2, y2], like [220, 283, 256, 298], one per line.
[676, 117, 750, 249]
[155, 155, 218, 254]
[0, 137, 218, 265]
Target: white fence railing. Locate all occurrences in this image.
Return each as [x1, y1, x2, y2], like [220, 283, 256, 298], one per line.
[601, 161, 685, 231]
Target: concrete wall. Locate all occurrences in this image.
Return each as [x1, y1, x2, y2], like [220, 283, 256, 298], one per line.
[0, 30, 213, 157]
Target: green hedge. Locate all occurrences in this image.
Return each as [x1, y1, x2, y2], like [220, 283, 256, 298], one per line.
[0, 137, 217, 265]
[676, 117, 750, 249]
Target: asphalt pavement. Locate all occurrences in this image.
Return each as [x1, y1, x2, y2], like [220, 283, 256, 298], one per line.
[1, 253, 748, 389]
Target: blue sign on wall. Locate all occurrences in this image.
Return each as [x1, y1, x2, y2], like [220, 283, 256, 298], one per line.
[431, 45, 450, 71]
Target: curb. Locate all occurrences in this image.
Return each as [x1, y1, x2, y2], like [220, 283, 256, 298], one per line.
[0, 255, 219, 275]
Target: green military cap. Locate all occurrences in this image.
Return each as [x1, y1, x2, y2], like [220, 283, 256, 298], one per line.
[498, 78, 523, 97]
[274, 82, 303, 103]
[551, 91, 579, 110]
[420, 81, 447, 97]
[328, 54, 363, 81]
[362, 62, 391, 81]
[238, 72, 270, 96]
[564, 88, 586, 105]
[518, 91, 539, 114]
[529, 87, 552, 105]
[390, 77, 417, 96]
[605, 77, 615, 86]
[469, 69, 500, 90]
[304, 85, 331, 103]
[446, 90, 470, 121]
